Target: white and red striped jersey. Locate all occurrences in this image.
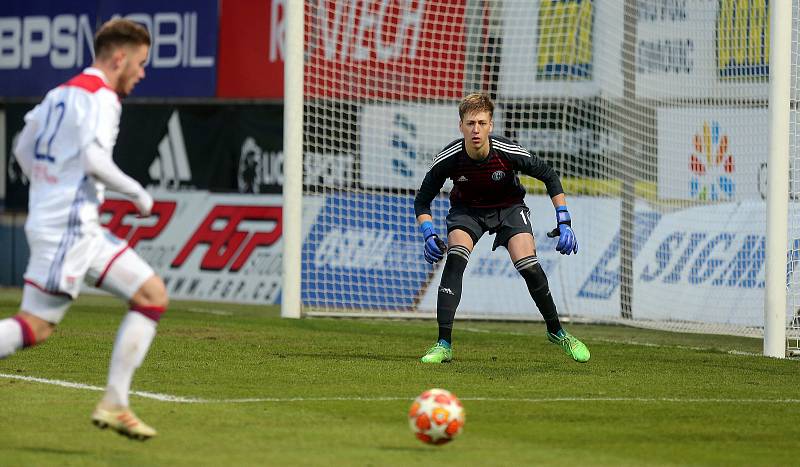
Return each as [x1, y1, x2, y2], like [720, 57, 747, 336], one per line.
[14, 67, 149, 236]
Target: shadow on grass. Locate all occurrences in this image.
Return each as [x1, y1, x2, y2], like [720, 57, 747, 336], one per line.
[13, 446, 90, 456]
[275, 352, 414, 362]
[377, 445, 434, 452]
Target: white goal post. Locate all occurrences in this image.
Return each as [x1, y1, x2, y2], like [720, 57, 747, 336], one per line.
[283, 0, 800, 357]
[764, 0, 792, 357]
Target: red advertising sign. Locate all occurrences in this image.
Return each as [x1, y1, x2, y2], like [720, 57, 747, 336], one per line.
[98, 192, 287, 304]
[217, 0, 467, 100]
[306, 1, 467, 100]
[217, 0, 285, 98]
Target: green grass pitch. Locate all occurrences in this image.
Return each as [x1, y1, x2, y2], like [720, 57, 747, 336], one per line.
[1, 288, 799, 466]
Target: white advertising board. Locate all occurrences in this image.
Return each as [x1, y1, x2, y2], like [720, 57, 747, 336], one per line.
[94, 191, 794, 329]
[418, 196, 624, 319]
[98, 190, 322, 304]
[657, 107, 768, 201]
[498, 1, 788, 99]
[418, 197, 794, 328]
[360, 103, 484, 190]
[498, 0, 624, 98]
[632, 201, 768, 326]
[635, 1, 769, 99]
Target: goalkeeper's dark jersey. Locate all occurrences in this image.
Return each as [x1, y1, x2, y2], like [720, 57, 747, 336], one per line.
[414, 135, 564, 217]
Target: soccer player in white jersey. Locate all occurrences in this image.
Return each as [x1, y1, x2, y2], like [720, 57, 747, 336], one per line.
[0, 19, 165, 440]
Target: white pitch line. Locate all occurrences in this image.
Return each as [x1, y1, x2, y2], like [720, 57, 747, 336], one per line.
[185, 307, 234, 316]
[2, 373, 799, 404]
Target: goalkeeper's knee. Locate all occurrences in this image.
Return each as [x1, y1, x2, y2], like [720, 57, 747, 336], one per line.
[514, 256, 549, 292]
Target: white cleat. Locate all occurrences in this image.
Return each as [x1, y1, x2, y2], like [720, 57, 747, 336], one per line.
[91, 405, 157, 441]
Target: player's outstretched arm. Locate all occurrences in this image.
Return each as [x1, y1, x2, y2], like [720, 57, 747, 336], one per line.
[417, 214, 447, 264]
[83, 141, 153, 216]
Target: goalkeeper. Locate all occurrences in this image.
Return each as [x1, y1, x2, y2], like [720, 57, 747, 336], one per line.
[414, 93, 590, 364]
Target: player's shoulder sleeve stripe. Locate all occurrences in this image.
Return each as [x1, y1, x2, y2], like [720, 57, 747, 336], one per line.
[61, 73, 112, 94]
[430, 139, 462, 168]
[492, 137, 532, 158]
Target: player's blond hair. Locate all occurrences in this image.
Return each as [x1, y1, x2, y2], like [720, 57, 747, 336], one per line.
[458, 93, 494, 121]
[94, 19, 151, 59]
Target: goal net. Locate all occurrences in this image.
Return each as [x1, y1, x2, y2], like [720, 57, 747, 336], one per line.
[293, 0, 800, 345]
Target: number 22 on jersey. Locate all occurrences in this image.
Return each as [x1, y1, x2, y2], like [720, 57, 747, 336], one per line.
[34, 101, 66, 163]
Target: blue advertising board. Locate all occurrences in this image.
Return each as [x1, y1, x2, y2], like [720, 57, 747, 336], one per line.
[0, 1, 97, 96]
[302, 193, 449, 310]
[0, 0, 216, 97]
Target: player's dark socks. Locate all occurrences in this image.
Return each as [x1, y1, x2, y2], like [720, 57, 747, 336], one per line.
[514, 256, 562, 334]
[545, 320, 564, 336]
[436, 245, 470, 340]
[437, 328, 452, 344]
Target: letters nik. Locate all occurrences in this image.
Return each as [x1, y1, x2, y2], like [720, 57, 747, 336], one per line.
[439, 286, 454, 296]
[457, 176, 468, 182]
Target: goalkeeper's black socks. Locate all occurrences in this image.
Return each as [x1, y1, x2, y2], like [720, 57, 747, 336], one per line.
[438, 329, 452, 345]
[544, 320, 563, 336]
[514, 255, 562, 335]
[436, 245, 470, 344]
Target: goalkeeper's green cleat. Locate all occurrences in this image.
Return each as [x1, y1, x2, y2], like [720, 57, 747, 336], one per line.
[547, 330, 590, 363]
[420, 341, 453, 363]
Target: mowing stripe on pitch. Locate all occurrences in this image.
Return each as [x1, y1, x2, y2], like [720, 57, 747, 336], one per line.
[460, 327, 762, 356]
[2, 373, 799, 404]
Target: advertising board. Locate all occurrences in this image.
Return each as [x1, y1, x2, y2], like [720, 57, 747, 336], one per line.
[0, 0, 217, 97]
[217, 0, 284, 98]
[302, 192, 449, 309]
[305, 1, 467, 99]
[499, 0, 624, 98]
[100, 191, 304, 304]
[635, 0, 768, 99]
[360, 103, 463, 190]
[657, 107, 768, 201]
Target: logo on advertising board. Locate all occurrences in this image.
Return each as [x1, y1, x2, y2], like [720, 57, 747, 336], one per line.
[578, 211, 661, 299]
[149, 111, 192, 188]
[302, 193, 449, 309]
[0, 0, 217, 97]
[361, 104, 459, 190]
[716, 0, 769, 79]
[636, 1, 693, 76]
[689, 121, 735, 201]
[99, 192, 285, 304]
[624, 202, 784, 327]
[536, 0, 593, 80]
[236, 137, 355, 193]
[657, 108, 766, 201]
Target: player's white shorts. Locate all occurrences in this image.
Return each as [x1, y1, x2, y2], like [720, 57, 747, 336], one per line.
[22, 227, 154, 323]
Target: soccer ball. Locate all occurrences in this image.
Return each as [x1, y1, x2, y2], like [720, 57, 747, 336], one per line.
[408, 388, 465, 445]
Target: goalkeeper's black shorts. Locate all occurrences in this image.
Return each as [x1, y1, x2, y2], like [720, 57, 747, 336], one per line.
[445, 203, 534, 251]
